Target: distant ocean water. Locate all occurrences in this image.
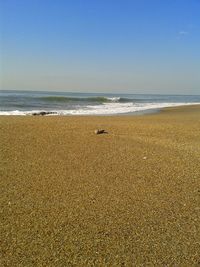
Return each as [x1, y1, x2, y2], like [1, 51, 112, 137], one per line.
[0, 90, 200, 116]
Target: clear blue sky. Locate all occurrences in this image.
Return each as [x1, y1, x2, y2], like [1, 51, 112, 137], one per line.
[1, 0, 200, 94]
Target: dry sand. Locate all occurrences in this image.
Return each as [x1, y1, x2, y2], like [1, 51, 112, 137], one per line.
[0, 105, 200, 266]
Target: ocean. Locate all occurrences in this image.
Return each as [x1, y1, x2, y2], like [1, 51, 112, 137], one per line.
[0, 90, 200, 116]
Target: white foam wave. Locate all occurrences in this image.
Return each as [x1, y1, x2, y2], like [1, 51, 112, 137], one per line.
[0, 102, 199, 116]
[60, 102, 200, 115]
[0, 110, 29, 116]
[106, 97, 121, 102]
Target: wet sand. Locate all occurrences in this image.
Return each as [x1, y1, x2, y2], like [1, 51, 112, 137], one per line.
[1, 105, 200, 266]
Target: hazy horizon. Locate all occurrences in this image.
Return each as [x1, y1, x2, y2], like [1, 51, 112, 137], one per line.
[1, 0, 200, 95]
[1, 88, 200, 97]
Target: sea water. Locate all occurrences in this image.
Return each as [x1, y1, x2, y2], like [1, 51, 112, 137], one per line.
[0, 90, 200, 115]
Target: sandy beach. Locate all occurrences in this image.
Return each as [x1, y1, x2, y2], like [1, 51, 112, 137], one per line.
[1, 105, 200, 266]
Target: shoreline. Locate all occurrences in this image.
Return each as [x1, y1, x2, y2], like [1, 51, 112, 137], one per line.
[1, 103, 200, 117]
[1, 104, 200, 266]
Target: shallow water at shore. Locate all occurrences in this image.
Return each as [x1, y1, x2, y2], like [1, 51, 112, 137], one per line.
[1, 90, 200, 115]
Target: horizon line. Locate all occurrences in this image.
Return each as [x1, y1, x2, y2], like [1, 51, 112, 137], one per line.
[1, 89, 200, 97]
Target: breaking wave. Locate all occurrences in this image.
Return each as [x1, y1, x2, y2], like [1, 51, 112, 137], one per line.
[39, 96, 132, 103]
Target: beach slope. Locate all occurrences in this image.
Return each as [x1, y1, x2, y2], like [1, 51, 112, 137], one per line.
[1, 105, 200, 266]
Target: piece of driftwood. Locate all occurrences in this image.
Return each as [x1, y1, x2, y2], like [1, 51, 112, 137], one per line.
[32, 111, 56, 116]
[94, 129, 107, 134]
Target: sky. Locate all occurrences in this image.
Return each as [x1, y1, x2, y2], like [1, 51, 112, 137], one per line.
[1, 0, 200, 94]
